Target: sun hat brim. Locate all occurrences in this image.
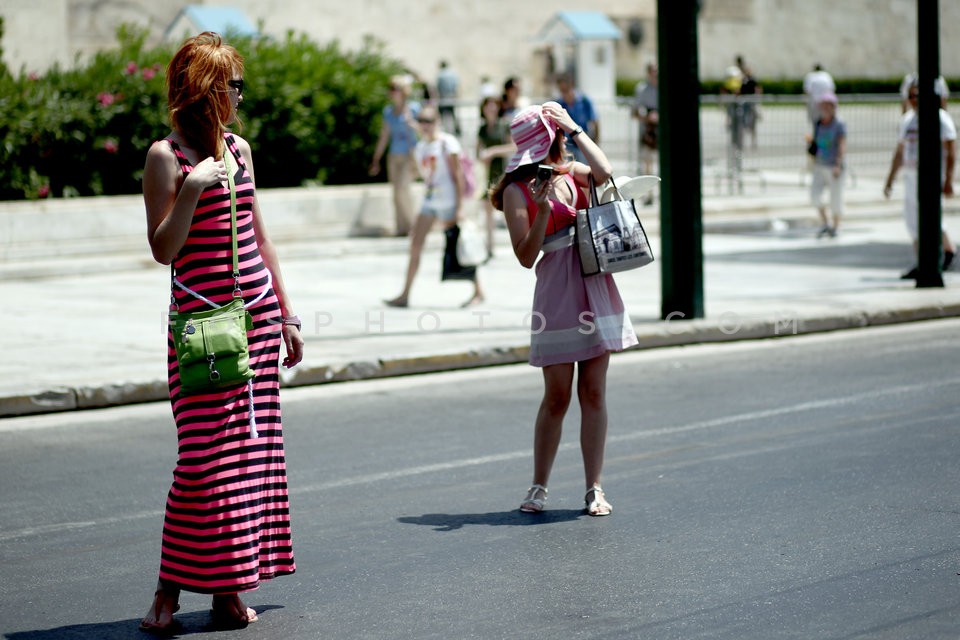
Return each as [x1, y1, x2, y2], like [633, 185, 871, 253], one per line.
[505, 104, 556, 173]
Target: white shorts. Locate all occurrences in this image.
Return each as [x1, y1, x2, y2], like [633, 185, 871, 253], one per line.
[810, 164, 844, 214]
[903, 169, 918, 239]
[901, 169, 947, 240]
[420, 201, 456, 223]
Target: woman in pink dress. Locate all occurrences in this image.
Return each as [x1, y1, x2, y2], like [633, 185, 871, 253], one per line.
[139, 32, 304, 635]
[491, 102, 637, 517]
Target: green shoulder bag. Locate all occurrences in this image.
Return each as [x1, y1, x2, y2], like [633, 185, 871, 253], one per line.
[170, 151, 255, 395]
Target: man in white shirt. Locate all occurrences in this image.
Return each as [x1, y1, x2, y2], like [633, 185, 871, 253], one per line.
[883, 80, 956, 277]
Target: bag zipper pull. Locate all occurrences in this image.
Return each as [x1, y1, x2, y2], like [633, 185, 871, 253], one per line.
[181, 321, 196, 344]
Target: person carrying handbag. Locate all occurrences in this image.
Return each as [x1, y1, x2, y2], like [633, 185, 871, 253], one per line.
[385, 105, 484, 308]
[139, 32, 303, 635]
[490, 102, 638, 517]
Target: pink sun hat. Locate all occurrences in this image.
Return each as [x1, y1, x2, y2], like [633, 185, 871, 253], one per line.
[505, 102, 561, 173]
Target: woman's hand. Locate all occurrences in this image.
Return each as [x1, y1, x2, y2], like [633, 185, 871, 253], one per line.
[188, 157, 228, 189]
[530, 172, 555, 215]
[541, 101, 577, 134]
[281, 325, 304, 369]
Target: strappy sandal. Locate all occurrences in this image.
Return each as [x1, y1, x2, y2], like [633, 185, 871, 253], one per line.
[139, 589, 182, 637]
[585, 484, 613, 517]
[520, 484, 548, 513]
[210, 594, 258, 630]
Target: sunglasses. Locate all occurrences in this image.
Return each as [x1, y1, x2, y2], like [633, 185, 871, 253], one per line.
[417, 118, 437, 124]
[227, 79, 244, 96]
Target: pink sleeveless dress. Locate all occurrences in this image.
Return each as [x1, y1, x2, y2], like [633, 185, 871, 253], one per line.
[519, 174, 638, 366]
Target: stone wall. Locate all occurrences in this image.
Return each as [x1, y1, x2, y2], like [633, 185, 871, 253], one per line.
[0, 0, 957, 90]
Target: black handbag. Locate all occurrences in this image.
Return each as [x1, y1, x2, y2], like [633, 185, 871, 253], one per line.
[807, 120, 820, 156]
[441, 224, 477, 281]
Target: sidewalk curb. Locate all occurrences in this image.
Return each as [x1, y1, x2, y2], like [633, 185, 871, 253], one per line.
[4, 303, 958, 419]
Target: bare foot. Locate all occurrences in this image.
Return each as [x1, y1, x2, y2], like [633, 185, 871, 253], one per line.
[211, 593, 258, 629]
[140, 589, 180, 635]
[384, 296, 408, 308]
[460, 293, 485, 308]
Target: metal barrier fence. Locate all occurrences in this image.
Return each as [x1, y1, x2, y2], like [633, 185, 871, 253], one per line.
[450, 94, 960, 195]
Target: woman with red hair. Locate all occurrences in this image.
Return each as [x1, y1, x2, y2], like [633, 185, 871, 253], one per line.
[140, 32, 303, 635]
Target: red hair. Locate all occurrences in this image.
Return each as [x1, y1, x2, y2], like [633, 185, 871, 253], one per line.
[166, 32, 243, 160]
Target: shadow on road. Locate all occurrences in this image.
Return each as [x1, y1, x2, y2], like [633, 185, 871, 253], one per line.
[397, 509, 584, 531]
[5, 605, 283, 639]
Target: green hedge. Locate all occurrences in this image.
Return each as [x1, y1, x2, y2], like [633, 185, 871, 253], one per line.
[0, 25, 403, 200]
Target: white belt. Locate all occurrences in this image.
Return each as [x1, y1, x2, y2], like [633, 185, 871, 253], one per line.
[541, 226, 575, 254]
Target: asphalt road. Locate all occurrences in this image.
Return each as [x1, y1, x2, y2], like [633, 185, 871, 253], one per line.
[1, 319, 959, 639]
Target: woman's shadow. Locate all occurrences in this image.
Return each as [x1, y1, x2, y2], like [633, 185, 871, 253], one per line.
[397, 509, 584, 532]
[5, 605, 283, 639]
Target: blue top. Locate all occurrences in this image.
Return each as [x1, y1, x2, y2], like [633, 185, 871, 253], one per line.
[384, 102, 421, 155]
[557, 91, 597, 133]
[557, 91, 598, 162]
[813, 117, 846, 167]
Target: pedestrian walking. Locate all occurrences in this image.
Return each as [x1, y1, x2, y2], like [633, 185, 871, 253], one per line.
[632, 62, 658, 204]
[720, 65, 746, 190]
[499, 76, 527, 122]
[899, 72, 950, 113]
[809, 92, 846, 238]
[385, 105, 484, 308]
[883, 78, 956, 278]
[490, 101, 638, 517]
[369, 75, 421, 236]
[554, 71, 599, 164]
[139, 32, 303, 635]
[477, 95, 515, 258]
[435, 59, 461, 136]
[738, 62, 763, 149]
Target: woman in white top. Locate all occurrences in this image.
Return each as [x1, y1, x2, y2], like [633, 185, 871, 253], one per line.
[385, 105, 484, 307]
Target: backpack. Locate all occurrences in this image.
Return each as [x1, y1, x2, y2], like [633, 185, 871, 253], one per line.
[444, 137, 476, 198]
[459, 154, 477, 199]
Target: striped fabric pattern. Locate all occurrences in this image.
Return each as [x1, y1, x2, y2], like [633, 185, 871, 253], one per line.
[159, 134, 296, 594]
[505, 103, 558, 173]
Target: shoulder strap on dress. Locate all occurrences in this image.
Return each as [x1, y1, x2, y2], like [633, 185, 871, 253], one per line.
[567, 173, 588, 209]
[514, 182, 538, 219]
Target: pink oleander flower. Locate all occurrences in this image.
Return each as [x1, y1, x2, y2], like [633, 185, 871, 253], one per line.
[97, 92, 116, 107]
[103, 138, 119, 154]
[142, 67, 156, 81]
[27, 72, 39, 81]
[37, 184, 50, 198]
[125, 61, 138, 75]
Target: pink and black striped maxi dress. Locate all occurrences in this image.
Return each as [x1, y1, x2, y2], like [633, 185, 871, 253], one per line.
[157, 133, 295, 594]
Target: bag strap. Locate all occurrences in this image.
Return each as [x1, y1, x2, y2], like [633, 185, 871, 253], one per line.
[588, 174, 599, 206]
[170, 142, 241, 314]
[587, 175, 624, 206]
[224, 150, 241, 298]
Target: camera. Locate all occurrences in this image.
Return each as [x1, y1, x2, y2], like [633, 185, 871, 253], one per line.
[534, 164, 554, 188]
